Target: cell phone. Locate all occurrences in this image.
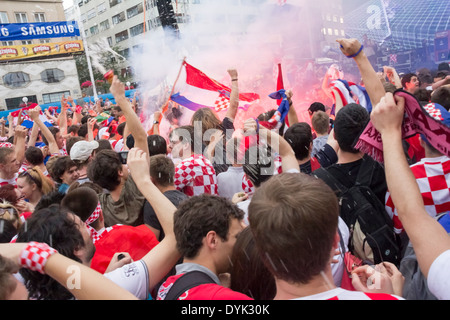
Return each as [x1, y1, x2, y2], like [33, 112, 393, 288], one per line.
[118, 151, 128, 164]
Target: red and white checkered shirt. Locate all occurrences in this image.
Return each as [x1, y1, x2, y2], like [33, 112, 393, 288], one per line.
[385, 155, 450, 234]
[174, 154, 218, 197]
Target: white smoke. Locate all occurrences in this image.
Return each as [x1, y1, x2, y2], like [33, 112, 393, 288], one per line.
[129, 0, 327, 132]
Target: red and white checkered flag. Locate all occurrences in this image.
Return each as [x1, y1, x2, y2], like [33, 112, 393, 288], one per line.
[214, 92, 230, 112]
[390, 54, 397, 64]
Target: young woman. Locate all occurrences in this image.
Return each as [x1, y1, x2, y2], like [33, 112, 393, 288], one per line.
[16, 167, 55, 212]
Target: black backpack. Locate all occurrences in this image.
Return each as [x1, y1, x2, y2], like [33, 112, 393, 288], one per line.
[318, 159, 400, 266]
[163, 271, 216, 300]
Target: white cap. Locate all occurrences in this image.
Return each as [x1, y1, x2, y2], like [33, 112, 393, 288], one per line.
[70, 140, 99, 161]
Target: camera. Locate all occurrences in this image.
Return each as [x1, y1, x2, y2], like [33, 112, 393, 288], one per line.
[118, 151, 128, 164]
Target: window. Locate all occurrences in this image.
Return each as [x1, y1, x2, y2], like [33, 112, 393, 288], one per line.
[115, 30, 128, 43]
[107, 36, 113, 46]
[21, 40, 32, 45]
[41, 69, 65, 84]
[130, 23, 144, 37]
[3, 72, 30, 88]
[87, 8, 96, 20]
[42, 91, 70, 104]
[90, 25, 99, 36]
[127, 3, 143, 19]
[118, 48, 129, 59]
[80, 14, 87, 23]
[99, 19, 110, 31]
[39, 39, 51, 43]
[5, 96, 37, 110]
[34, 13, 46, 22]
[15, 13, 27, 23]
[109, 0, 122, 8]
[112, 12, 126, 25]
[0, 12, 9, 23]
[98, 2, 107, 14]
[2, 41, 14, 46]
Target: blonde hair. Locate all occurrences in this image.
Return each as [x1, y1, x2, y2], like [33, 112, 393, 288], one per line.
[190, 108, 222, 144]
[18, 166, 55, 195]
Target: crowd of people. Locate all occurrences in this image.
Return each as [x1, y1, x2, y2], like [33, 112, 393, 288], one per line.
[0, 37, 449, 302]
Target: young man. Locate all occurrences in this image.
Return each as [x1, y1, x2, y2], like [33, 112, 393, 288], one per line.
[69, 140, 99, 184]
[0, 125, 28, 187]
[170, 125, 218, 197]
[311, 110, 330, 158]
[156, 193, 251, 300]
[401, 73, 420, 94]
[143, 154, 188, 241]
[87, 149, 145, 226]
[0, 148, 21, 187]
[87, 75, 150, 227]
[50, 156, 79, 194]
[248, 172, 402, 300]
[284, 122, 321, 174]
[313, 103, 388, 209]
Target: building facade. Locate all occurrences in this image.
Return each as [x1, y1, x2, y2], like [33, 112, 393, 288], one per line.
[0, 0, 82, 110]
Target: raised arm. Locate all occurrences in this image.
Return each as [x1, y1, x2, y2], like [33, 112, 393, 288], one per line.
[12, 125, 28, 165]
[27, 106, 59, 155]
[286, 89, 299, 126]
[126, 147, 180, 291]
[225, 68, 239, 121]
[0, 242, 137, 300]
[243, 118, 298, 172]
[110, 76, 149, 162]
[337, 38, 386, 107]
[371, 92, 450, 278]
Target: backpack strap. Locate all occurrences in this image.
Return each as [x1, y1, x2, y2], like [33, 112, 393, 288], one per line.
[164, 271, 216, 300]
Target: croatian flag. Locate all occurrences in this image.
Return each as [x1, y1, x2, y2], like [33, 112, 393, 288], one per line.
[9, 104, 54, 128]
[330, 79, 373, 113]
[169, 61, 259, 113]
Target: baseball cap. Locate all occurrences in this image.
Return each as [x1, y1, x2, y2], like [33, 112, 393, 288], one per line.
[70, 140, 99, 161]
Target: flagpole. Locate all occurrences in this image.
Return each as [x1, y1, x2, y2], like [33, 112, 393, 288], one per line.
[156, 57, 186, 125]
[169, 56, 186, 98]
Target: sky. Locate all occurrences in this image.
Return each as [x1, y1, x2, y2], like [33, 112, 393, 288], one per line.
[63, 0, 74, 9]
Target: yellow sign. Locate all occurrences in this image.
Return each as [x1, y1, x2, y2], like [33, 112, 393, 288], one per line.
[0, 40, 84, 61]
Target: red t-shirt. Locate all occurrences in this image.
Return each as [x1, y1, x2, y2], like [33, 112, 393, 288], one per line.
[157, 273, 253, 300]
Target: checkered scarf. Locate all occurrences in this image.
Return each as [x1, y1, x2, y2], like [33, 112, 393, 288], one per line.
[355, 90, 450, 163]
[86, 202, 102, 243]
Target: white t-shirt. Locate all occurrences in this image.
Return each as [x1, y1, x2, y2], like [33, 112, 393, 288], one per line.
[292, 287, 403, 300]
[427, 249, 450, 300]
[104, 260, 149, 300]
[217, 166, 245, 200]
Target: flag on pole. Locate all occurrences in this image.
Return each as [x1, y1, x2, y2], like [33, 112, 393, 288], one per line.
[169, 61, 259, 112]
[183, 61, 260, 103]
[214, 90, 230, 112]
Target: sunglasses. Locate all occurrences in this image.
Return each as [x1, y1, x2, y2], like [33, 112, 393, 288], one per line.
[0, 207, 17, 217]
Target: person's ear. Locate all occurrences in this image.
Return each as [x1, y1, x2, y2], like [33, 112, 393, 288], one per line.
[205, 231, 219, 250]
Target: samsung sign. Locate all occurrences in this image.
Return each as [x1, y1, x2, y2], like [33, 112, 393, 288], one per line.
[0, 21, 80, 41]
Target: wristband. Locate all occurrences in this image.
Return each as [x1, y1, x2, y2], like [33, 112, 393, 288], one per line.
[255, 118, 260, 133]
[346, 45, 364, 58]
[19, 242, 58, 274]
